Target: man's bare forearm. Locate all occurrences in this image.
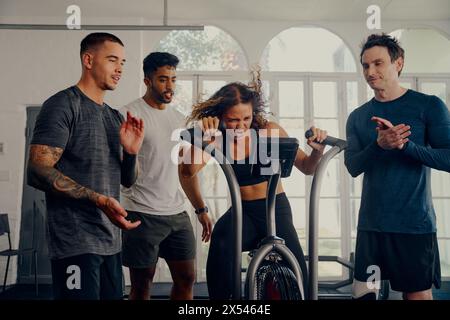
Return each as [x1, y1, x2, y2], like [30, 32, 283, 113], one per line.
[121, 151, 138, 188]
[179, 165, 205, 209]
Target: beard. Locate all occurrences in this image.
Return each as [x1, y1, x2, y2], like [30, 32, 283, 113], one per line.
[156, 90, 174, 104]
[104, 82, 116, 91]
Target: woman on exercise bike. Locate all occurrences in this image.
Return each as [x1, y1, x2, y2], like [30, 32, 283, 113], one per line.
[180, 75, 328, 299]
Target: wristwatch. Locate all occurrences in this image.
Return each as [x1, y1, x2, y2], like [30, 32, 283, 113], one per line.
[195, 206, 209, 215]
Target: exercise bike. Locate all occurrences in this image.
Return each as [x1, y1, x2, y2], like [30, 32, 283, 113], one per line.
[180, 127, 305, 300]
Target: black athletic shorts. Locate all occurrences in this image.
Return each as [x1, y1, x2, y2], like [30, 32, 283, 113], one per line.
[354, 231, 441, 293]
[122, 210, 196, 268]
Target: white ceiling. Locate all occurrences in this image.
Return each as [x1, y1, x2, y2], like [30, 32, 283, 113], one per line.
[0, 0, 449, 22]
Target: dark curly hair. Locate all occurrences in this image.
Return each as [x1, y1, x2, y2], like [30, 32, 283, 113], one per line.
[187, 68, 269, 129]
[360, 33, 405, 75]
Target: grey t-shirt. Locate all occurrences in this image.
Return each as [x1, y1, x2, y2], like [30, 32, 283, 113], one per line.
[31, 86, 123, 259]
[120, 98, 186, 215]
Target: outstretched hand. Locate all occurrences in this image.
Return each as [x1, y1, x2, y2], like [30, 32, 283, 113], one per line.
[120, 111, 144, 155]
[96, 195, 141, 230]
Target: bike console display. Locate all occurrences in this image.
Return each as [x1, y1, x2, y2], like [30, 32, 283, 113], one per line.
[251, 137, 299, 178]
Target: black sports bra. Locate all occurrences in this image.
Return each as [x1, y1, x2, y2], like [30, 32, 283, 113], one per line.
[224, 129, 269, 187]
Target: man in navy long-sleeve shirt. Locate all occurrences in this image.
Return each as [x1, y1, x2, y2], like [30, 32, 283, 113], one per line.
[345, 34, 450, 300]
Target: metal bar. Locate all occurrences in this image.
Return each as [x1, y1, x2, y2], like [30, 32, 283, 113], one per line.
[246, 244, 272, 299]
[266, 174, 280, 237]
[0, 24, 204, 31]
[315, 256, 354, 269]
[318, 293, 352, 299]
[308, 146, 342, 300]
[163, 0, 168, 26]
[3, 256, 10, 292]
[319, 279, 352, 290]
[204, 138, 243, 300]
[219, 162, 243, 300]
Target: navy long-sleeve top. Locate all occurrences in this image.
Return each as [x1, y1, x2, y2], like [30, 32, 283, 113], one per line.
[345, 89, 450, 234]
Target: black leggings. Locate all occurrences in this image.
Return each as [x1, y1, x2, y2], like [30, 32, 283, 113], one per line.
[206, 193, 308, 299]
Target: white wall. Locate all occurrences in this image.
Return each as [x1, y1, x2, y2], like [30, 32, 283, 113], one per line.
[0, 16, 449, 287]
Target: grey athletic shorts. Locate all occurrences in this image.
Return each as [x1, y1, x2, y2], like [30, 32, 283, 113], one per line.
[122, 210, 196, 268]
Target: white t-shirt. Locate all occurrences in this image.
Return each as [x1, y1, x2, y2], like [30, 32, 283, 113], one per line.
[120, 98, 186, 216]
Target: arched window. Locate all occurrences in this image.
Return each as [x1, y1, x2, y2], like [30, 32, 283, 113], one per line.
[390, 28, 450, 73]
[155, 25, 248, 71]
[154, 25, 249, 115]
[261, 27, 356, 72]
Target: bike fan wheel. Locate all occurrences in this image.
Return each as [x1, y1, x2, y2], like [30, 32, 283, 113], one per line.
[256, 261, 302, 300]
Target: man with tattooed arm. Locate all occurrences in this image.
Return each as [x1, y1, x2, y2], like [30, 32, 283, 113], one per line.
[27, 33, 144, 300]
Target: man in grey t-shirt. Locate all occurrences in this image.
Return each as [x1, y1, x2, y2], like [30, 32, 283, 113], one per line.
[27, 33, 143, 300]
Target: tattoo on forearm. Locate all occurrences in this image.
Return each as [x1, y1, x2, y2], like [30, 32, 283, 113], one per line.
[27, 145, 99, 203]
[52, 171, 99, 202]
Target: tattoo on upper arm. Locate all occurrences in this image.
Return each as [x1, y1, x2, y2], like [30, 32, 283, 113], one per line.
[29, 144, 63, 166]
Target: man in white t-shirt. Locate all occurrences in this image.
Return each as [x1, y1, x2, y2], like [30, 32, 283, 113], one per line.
[120, 52, 212, 300]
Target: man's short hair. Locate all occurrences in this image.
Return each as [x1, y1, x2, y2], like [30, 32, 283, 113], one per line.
[143, 52, 179, 78]
[80, 32, 124, 57]
[360, 33, 405, 75]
